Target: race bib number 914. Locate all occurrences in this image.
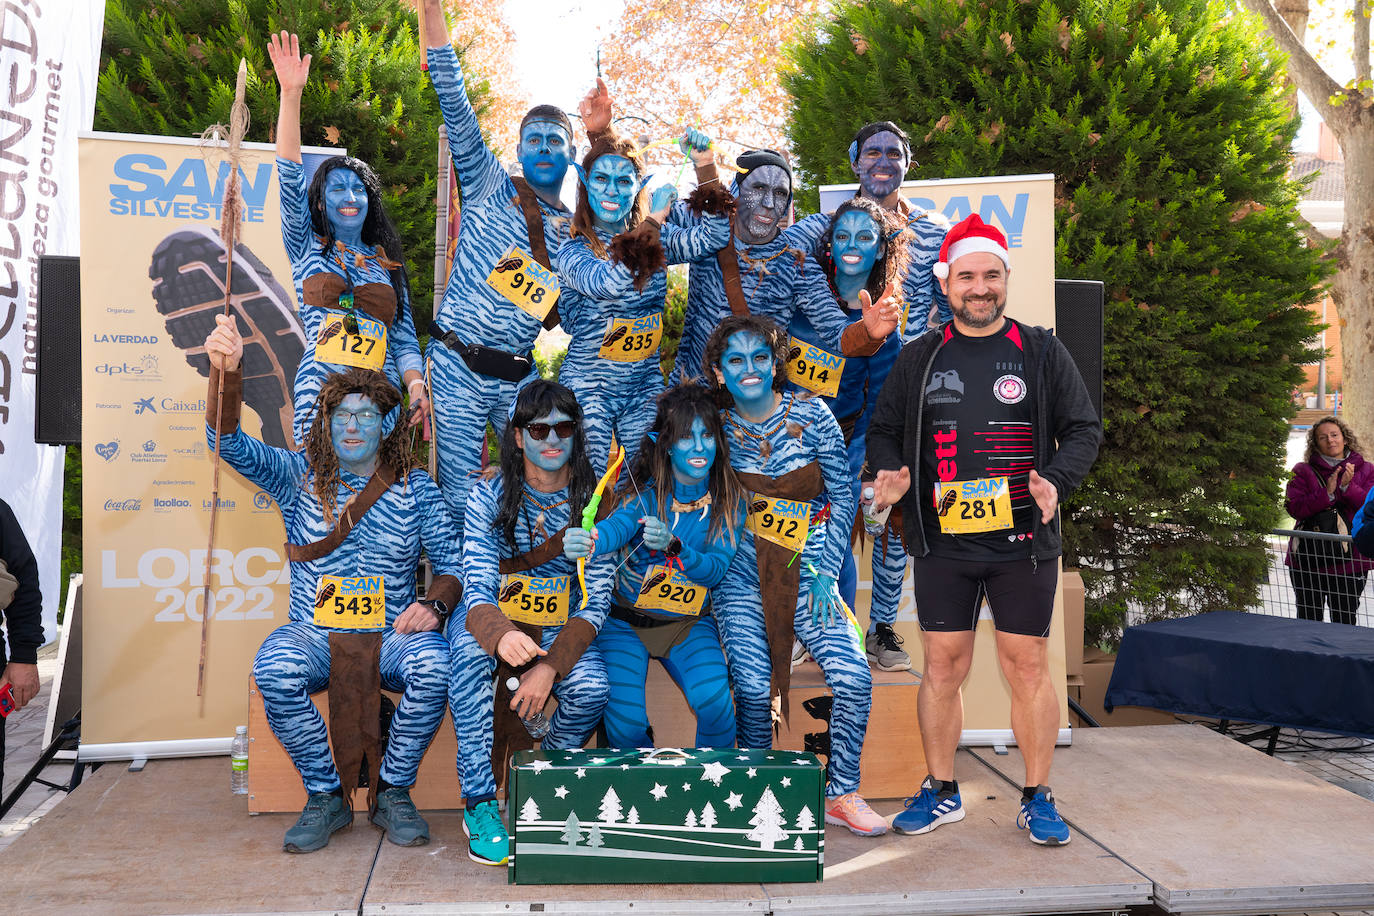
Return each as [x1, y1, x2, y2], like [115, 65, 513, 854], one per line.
[784, 336, 844, 398]
[934, 477, 1014, 535]
[313, 575, 386, 630]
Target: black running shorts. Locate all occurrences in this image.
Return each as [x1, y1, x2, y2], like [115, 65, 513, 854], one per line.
[911, 555, 1058, 637]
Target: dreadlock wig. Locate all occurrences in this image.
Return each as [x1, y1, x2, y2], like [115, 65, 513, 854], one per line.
[496, 379, 598, 548]
[304, 368, 412, 524]
[626, 382, 747, 544]
[819, 197, 913, 309]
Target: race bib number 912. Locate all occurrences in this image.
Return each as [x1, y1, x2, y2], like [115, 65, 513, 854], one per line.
[746, 496, 811, 553]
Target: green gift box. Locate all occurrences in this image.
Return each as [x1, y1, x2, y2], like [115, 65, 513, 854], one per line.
[507, 747, 825, 884]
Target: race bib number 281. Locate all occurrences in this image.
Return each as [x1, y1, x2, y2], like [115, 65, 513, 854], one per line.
[934, 477, 1014, 535]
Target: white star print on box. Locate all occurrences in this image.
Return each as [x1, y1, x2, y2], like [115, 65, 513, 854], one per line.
[781, 777, 792, 788]
[575, 768, 587, 778]
[725, 792, 743, 810]
[746, 768, 757, 778]
[792, 758, 810, 765]
[682, 782, 691, 791]
[700, 761, 729, 786]
[529, 759, 553, 774]
[650, 783, 668, 801]
[590, 757, 608, 765]
[554, 785, 569, 799]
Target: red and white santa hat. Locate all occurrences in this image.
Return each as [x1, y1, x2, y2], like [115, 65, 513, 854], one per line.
[932, 214, 1010, 279]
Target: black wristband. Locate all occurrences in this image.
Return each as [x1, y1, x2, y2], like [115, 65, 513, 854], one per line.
[665, 536, 683, 557]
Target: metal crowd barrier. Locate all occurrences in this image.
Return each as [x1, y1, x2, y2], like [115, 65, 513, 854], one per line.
[1256, 528, 1372, 627]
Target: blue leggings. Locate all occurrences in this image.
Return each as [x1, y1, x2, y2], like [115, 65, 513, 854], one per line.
[568, 382, 660, 473]
[714, 547, 872, 796]
[252, 621, 450, 795]
[446, 616, 610, 802]
[597, 613, 736, 748]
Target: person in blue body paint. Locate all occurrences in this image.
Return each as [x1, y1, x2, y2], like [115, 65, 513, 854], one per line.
[447, 380, 613, 867]
[268, 32, 428, 446]
[666, 149, 901, 388]
[418, 0, 613, 532]
[557, 130, 729, 470]
[703, 315, 888, 838]
[789, 197, 917, 672]
[203, 315, 458, 855]
[563, 383, 747, 747]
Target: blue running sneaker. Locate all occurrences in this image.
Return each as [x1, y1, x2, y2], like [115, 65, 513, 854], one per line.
[892, 776, 964, 835]
[1018, 788, 1071, 845]
[463, 799, 510, 866]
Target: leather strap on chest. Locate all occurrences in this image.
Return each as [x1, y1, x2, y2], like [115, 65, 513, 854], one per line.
[284, 465, 399, 563]
[511, 176, 561, 330]
[718, 234, 751, 317]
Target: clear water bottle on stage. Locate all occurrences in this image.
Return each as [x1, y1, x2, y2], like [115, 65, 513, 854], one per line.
[506, 677, 551, 739]
[230, 725, 249, 794]
[861, 486, 891, 536]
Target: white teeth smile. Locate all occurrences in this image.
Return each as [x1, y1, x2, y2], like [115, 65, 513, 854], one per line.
[841, 254, 862, 264]
[338, 206, 360, 216]
[688, 457, 709, 468]
[601, 201, 621, 211]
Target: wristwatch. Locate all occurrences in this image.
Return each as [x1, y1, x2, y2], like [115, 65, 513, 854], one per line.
[419, 598, 449, 625]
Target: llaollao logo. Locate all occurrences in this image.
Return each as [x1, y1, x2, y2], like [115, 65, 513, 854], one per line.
[95, 441, 120, 461]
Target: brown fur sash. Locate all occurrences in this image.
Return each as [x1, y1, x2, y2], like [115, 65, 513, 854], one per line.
[511, 176, 561, 330]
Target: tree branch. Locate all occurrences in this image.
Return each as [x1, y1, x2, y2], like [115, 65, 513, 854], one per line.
[1356, 0, 1371, 88]
[1293, 207, 1339, 254]
[1236, 0, 1345, 123]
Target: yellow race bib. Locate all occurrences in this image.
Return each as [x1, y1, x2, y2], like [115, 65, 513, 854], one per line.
[784, 336, 845, 398]
[934, 477, 1014, 535]
[634, 565, 707, 617]
[314, 311, 387, 371]
[485, 245, 560, 321]
[598, 312, 663, 362]
[313, 575, 386, 630]
[498, 573, 570, 626]
[746, 495, 811, 552]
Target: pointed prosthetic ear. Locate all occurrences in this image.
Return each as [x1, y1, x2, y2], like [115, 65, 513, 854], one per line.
[639, 173, 655, 196]
[848, 140, 859, 164]
[572, 162, 588, 188]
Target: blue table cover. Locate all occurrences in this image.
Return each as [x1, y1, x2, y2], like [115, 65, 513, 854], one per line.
[1106, 611, 1374, 739]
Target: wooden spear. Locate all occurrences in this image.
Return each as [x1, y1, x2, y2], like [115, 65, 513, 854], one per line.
[199, 58, 250, 697]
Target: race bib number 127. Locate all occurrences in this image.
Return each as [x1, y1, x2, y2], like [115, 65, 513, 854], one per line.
[314, 311, 387, 372]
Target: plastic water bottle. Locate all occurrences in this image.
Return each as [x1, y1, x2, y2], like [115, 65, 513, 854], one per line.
[861, 486, 892, 536]
[506, 677, 551, 739]
[230, 725, 249, 795]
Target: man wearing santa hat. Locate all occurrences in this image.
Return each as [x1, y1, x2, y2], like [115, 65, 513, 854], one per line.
[865, 214, 1101, 846]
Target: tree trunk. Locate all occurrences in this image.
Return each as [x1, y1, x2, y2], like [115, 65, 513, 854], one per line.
[1275, 0, 1310, 121]
[1333, 127, 1374, 445]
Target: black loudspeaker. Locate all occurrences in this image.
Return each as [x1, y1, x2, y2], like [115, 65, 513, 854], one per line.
[36, 255, 81, 445]
[1053, 279, 1104, 421]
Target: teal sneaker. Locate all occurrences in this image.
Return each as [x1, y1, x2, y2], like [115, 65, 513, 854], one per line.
[1018, 788, 1072, 846]
[462, 799, 510, 866]
[371, 786, 430, 847]
[283, 792, 352, 853]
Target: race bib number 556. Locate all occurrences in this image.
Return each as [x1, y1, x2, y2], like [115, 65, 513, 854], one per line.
[498, 573, 570, 626]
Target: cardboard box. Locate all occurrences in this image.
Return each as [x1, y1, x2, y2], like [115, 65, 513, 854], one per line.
[1062, 569, 1086, 677]
[1072, 649, 1176, 728]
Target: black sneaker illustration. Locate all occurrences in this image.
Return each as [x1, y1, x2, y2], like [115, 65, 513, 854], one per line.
[150, 227, 305, 449]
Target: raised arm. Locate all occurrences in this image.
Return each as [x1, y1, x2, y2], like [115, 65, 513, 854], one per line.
[267, 31, 309, 164]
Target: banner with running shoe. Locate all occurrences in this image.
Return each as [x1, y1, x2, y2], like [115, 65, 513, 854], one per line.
[78, 132, 340, 756]
[820, 174, 1070, 741]
[0, 0, 103, 651]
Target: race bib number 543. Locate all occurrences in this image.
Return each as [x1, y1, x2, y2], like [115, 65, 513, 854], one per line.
[313, 575, 386, 630]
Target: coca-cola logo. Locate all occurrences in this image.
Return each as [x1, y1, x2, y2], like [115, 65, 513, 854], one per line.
[104, 498, 143, 512]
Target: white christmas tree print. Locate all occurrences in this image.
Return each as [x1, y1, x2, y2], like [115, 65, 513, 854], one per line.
[599, 787, 624, 824]
[561, 811, 584, 848]
[685, 809, 698, 828]
[700, 801, 718, 829]
[587, 823, 605, 849]
[793, 836, 804, 851]
[746, 787, 787, 850]
[519, 797, 541, 823]
[626, 806, 640, 825]
[794, 805, 815, 831]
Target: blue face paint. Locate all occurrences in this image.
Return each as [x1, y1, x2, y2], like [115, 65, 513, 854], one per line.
[831, 210, 881, 280]
[519, 120, 573, 195]
[670, 415, 716, 486]
[734, 165, 790, 245]
[852, 130, 909, 199]
[716, 331, 776, 415]
[323, 168, 369, 245]
[585, 154, 639, 232]
[519, 408, 575, 475]
[330, 392, 383, 474]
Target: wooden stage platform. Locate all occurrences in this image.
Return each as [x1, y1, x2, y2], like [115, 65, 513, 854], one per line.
[3, 725, 1373, 915]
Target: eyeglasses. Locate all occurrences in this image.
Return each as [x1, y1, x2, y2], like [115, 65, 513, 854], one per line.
[523, 420, 576, 441]
[332, 408, 382, 426]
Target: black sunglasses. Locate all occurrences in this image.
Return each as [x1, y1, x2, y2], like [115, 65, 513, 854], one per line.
[523, 420, 576, 441]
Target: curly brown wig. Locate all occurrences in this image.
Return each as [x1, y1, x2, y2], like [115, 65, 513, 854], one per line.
[820, 197, 912, 311]
[570, 131, 649, 259]
[304, 368, 414, 524]
[701, 314, 791, 410]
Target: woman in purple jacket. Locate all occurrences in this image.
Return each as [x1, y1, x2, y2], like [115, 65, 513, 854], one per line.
[1284, 416, 1374, 625]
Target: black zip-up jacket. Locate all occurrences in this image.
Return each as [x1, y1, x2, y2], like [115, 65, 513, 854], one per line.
[0, 497, 43, 670]
[866, 319, 1101, 563]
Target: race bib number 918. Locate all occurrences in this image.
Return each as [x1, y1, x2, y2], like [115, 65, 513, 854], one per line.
[313, 575, 386, 630]
[934, 477, 1014, 535]
[486, 245, 560, 321]
[498, 573, 570, 626]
